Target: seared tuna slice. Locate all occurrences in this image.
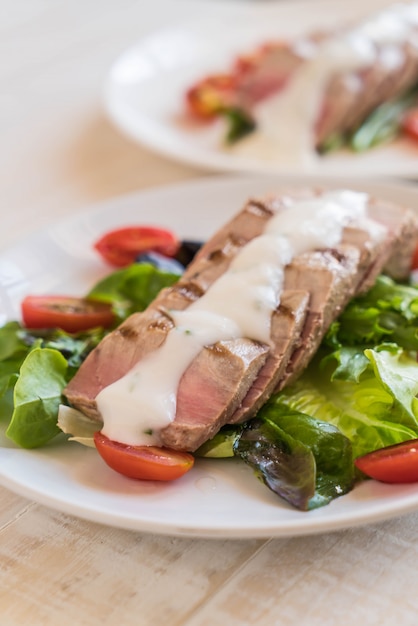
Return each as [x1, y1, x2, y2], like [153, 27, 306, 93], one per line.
[368, 197, 418, 281]
[228, 289, 309, 425]
[277, 245, 363, 390]
[64, 307, 174, 421]
[159, 338, 269, 450]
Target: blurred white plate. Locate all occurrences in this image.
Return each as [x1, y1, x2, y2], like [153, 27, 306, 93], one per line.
[2, 175, 418, 538]
[104, 0, 418, 178]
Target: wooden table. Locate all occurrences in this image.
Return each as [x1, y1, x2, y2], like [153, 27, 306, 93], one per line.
[1, 1, 418, 624]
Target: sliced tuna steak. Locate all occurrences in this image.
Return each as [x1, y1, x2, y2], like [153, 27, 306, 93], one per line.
[64, 188, 418, 452]
[228, 289, 309, 425]
[160, 338, 269, 450]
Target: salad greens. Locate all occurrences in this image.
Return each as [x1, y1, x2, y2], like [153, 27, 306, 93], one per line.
[87, 262, 179, 322]
[0, 263, 179, 449]
[324, 275, 418, 350]
[234, 405, 355, 511]
[276, 345, 418, 460]
[222, 107, 257, 144]
[2, 257, 418, 511]
[6, 348, 68, 448]
[197, 275, 418, 509]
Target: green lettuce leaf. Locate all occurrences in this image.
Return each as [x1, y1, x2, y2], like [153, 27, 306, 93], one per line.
[276, 344, 418, 459]
[349, 85, 418, 152]
[88, 263, 179, 321]
[233, 404, 354, 510]
[195, 425, 241, 458]
[0, 322, 34, 421]
[324, 275, 418, 350]
[222, 107, 256, 143]
[18, 327, 105, 373]
[0, 321, 30, 361]
[6, 348, 68, 448]
[0, 323, 105, 425]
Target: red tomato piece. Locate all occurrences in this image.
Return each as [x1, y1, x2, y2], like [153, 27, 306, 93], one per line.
[411, 245, 418, 271]
[93, 432, 195, 481]
[94, 226, 179, 268]
[355, 439, 418, 483]
[402, 108, 418, 142]
[186, 74, 237, 119]
[21, 295, 114, 333]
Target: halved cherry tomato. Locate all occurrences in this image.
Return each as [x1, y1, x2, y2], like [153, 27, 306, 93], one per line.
[94, 226, 179, 268]
[402, 108, 418, 142]
[21, 295, 115, 333]
[94, 432, 194, 481]
[411, 245, 418, 271]
[186, 74, 237, 119]
[355, 439, 418, 483]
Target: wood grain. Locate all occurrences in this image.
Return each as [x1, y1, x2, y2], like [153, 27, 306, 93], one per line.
[0, 503, 264, 625]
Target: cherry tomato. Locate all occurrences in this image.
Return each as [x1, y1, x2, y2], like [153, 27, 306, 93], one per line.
[186, 74, 237, 119]
[355, 439, 418, 483]
[402, 108, 418, 142]
[93, 432, 194, 481]
[411, 245, 418, 271]
[94, 226, 179, 268]
[21, 295, 115, 333]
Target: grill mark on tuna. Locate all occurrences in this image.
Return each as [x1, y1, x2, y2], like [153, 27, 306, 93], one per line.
[147, 316, 174, 332]
[117, 324, 143, 340]
[192, 200, 272, 265]
[155, 283, 204, 311]
[207, 248, 226, 262]
[246, 199, 276, 217]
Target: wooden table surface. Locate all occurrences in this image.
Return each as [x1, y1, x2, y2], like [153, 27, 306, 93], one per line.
[1, 1, 418, 624]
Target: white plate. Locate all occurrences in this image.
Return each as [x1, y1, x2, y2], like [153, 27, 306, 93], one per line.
[2, 174, 418, 538]
[104, 0, 418, 179]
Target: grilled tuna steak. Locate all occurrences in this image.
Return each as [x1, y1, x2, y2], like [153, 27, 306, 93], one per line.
[64, 198, 276, 421]
[64, 188, 418, 451]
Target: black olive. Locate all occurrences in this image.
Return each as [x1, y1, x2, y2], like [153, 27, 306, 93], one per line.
[174, 240, 204, 267]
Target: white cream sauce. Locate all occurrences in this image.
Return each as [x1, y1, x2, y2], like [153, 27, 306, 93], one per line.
[231, 1, 418, 165]
[96, 190, 387, 447]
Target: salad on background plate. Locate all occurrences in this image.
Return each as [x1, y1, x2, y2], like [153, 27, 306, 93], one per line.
[104, 0, 418, 178]
[185, 1, 418, 163]
[2, 176, 418, 538]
